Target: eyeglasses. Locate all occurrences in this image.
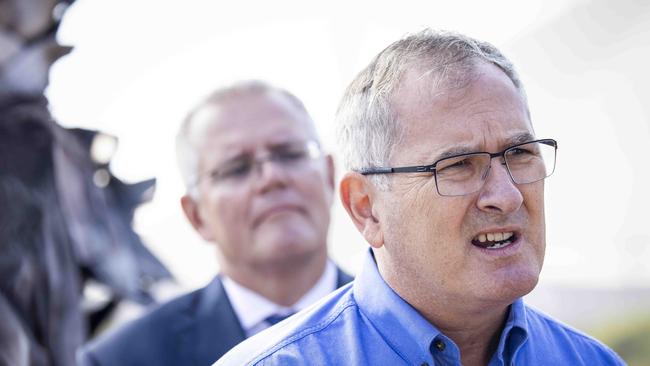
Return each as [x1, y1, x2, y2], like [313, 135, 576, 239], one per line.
[359, 139, 557, 196]
[194, 140, 322, 187]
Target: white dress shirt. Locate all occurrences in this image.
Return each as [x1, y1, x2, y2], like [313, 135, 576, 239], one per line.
[221, 261, 337, 337]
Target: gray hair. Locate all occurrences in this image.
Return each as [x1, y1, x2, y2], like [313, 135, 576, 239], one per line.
[176, 80, 313, 194]
[335, 29, 527, 189]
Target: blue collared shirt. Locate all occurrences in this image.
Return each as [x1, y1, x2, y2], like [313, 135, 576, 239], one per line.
[215, 249, 625, 365]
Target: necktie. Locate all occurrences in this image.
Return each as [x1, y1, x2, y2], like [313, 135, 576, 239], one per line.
[264, 312, 294, 326]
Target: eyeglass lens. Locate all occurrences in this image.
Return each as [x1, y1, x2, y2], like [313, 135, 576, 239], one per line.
[435, 140, 556, 196]
[208, 141, 319, 184]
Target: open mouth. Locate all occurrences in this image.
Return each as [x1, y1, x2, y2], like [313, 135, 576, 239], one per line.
[471, 231, 517, 250]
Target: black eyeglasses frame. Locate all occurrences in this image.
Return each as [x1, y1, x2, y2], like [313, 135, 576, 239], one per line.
[358, 138, 557, 196]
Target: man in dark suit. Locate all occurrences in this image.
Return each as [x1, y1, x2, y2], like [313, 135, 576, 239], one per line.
[78, 80, 352, 366]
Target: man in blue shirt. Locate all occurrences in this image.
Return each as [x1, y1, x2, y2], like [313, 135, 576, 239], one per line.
[215, 30, 625, 365]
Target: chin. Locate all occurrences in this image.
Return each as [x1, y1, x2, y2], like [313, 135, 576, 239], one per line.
[259, 235, 321, 260]
[500, 271, 540, 302]
[255, 246, 322, 275]
[477, 266, 540, 305]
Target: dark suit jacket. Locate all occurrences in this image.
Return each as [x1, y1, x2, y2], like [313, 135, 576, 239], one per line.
[78, 269, 353, 366]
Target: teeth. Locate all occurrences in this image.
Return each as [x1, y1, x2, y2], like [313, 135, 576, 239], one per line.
[473, 231, 515, 247]
[487, 240, 512, 249]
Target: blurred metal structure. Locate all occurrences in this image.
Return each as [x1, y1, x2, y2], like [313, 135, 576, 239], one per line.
[0, 1, 172, 365]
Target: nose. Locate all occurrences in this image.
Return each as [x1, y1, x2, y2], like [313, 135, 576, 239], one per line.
[252, 156, 289, 194]
[476, 160, 523, 214]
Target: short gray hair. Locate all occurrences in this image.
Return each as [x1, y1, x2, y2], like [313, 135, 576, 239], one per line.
[176, 80, 312, 194]
[335, 29, 527, 189]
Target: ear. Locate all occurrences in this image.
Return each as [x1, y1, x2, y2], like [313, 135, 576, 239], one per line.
[339, 171, 384, 248]
[180, 194, 214, 242]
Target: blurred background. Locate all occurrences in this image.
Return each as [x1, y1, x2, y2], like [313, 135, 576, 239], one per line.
[45, 0, 649, 363]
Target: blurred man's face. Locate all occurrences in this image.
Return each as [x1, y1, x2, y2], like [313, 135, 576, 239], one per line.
[375, 62, 546, 306]
[185, 92, 334, 273]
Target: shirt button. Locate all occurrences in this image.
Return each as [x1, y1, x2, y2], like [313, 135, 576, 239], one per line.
[420, 363, 429, 366]
[433, 339, 446, 351]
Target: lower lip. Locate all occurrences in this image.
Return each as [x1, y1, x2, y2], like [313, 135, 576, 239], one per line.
[472, 235, 522, 256]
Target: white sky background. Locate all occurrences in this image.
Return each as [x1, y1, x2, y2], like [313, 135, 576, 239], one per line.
[48, 0, 650, 291]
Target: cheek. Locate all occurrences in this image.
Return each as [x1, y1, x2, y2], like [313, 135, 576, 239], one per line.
[385, 179, 466, 246]
[523, 184, 545, 230]
[203, 189, 249, 233]
[413, 190, 470, 240]
[521, 183, 546, 258]
[298, 171, 333, 215]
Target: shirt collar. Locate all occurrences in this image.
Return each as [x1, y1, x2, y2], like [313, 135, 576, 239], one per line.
[222, 260, 337, 334]
[495, 297, 529, 364]
[354, 249, 440, 364]
[354, 248, 530, 365]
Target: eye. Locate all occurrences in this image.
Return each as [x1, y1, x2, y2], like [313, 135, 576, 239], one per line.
[447, 159, 470, 168]
[212, 160, 252, 181]
[274, 148, 306, 161]
[435, 154, 488, 182]
[509, 147, 533, 156]
[506, 143, 541, 164]
[436, 156, 473, 173]
[270, 144, 311, 164]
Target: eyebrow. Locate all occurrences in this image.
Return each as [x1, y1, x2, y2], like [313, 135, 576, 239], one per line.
[433, 132, 536, 162]
[505, 132, 536, 147]
[215, 140, 307, 166]
[435, 146, 479, 161]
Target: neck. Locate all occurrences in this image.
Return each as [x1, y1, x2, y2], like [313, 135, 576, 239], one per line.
[434, 307, 508, 366]
[404, 289, 509, 365]
[222, 250, 328, 306]
[376, 252, 511, 366]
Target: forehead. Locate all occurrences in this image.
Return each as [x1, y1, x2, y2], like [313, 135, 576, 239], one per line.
[189, 92, 316, 160]
[391, 62, 533, 161]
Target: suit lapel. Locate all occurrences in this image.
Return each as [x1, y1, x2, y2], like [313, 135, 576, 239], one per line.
[183, 277, 246, 366]
[181, 268, 352, 365]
